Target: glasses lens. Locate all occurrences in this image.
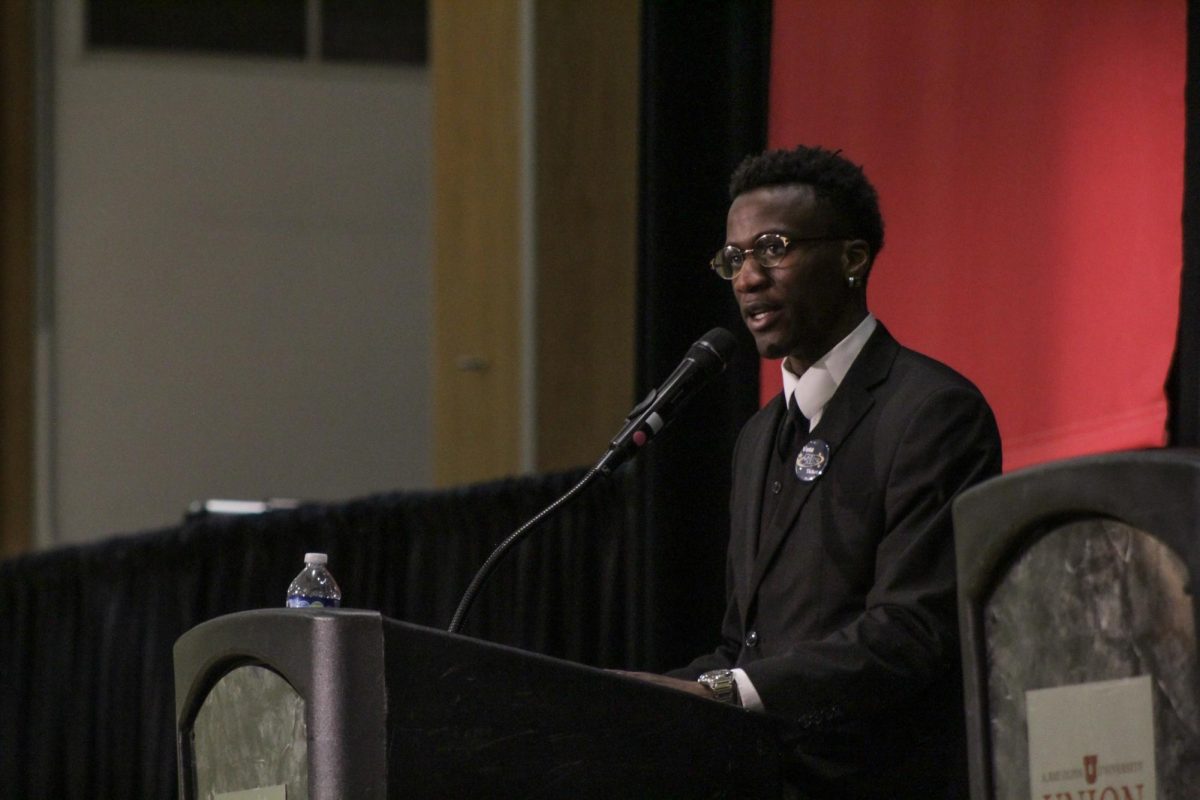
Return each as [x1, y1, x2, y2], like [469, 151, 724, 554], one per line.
[752, 233, 789, 268]
[712, 245, 742, 279]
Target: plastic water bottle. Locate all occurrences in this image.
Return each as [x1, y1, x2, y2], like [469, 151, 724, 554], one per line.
[285, 553, 342, 608]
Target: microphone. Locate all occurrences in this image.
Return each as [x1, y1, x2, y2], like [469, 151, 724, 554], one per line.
[596, 327, 738, 475]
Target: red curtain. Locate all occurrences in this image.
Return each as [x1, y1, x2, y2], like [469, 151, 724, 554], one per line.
[765, 0, 1185, 471]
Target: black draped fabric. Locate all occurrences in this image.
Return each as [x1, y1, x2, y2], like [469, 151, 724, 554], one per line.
[1170, 0, 1200, 445]
[635, 2, 771, 669]
[0, 468, 638, 798]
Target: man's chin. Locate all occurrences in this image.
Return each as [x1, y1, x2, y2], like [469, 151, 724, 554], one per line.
[754, 337, 791, 361]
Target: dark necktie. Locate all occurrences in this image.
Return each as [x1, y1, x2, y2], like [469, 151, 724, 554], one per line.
[775, 395, 810, 461]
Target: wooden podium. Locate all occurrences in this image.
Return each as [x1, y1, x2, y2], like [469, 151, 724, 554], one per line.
[174, 609, 787, 798]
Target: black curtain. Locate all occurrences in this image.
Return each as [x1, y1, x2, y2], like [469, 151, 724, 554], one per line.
[1170, 0, 1200, 446]
[635, 2, 772, 670]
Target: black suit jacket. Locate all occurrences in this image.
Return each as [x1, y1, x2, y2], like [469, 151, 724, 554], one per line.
[672, 324, 1002, 799]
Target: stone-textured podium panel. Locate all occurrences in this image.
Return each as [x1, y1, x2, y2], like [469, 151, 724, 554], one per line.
[193, 665, 307, 799]
[983, 520, 1198, 800]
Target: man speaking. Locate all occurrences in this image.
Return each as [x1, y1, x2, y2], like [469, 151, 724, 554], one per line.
[627, 146, 1002, 798]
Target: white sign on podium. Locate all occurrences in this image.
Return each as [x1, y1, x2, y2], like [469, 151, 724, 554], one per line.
[1027, 675, 1157, 800]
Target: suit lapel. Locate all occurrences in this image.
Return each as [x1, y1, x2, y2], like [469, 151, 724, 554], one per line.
[734, 396, 785, 616]
[745, 326, 900, 605]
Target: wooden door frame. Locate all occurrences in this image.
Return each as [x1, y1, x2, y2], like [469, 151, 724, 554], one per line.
[0, 0, 35, 556]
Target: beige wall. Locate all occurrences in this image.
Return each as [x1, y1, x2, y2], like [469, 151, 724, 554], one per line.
[430, 0, 525, 484]
[43, 0, 433, 545]
[533, 2, 639, 473]
[3, 1, 640, 549]
[431, 0, 639, 485]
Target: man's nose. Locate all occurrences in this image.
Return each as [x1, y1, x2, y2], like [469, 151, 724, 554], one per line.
[732, 257, 769, 292]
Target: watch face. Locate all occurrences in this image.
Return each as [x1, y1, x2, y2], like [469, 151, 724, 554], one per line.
[701, 670, 732, 683]
[699, 670, 736, 702]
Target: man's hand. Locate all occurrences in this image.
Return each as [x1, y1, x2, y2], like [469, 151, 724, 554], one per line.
[609, 670, 715, 700]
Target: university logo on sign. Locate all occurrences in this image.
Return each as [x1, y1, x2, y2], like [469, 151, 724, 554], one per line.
[1085, 754, 1098, 785]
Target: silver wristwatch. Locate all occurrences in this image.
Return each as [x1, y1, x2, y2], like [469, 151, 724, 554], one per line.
[697, 669, 741, 705]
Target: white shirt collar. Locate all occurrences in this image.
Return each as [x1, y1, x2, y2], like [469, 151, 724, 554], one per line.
[781, 314, 878, 429]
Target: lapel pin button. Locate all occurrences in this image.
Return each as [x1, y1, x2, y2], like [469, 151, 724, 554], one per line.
[795, 440, 830, 482]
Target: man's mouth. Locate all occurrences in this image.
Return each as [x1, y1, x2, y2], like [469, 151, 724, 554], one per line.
[743, 302, 781, 331]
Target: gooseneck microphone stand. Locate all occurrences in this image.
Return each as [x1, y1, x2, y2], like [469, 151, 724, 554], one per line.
[446, 328, 736, 636]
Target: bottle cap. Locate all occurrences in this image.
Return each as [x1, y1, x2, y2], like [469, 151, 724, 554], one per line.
[304, 552, 328, 565]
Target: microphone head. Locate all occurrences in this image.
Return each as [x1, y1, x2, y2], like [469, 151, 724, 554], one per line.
[688, 327, 738, 374]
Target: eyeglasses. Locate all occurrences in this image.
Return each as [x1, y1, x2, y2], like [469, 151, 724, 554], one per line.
[709, 232, 843, 280]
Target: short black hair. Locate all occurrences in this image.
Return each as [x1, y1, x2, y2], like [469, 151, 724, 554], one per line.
[729, 145, 885, 262]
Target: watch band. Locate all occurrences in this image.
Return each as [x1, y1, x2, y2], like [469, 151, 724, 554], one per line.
[697, 669, 741, 705]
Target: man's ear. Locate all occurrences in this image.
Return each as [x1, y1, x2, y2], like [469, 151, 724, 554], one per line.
[843, 239, 871, 282]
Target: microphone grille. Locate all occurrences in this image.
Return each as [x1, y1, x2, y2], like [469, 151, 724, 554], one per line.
[691, 327, 738, 371]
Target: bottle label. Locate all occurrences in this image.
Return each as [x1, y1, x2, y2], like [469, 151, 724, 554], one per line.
[286, 596, 341, 609]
